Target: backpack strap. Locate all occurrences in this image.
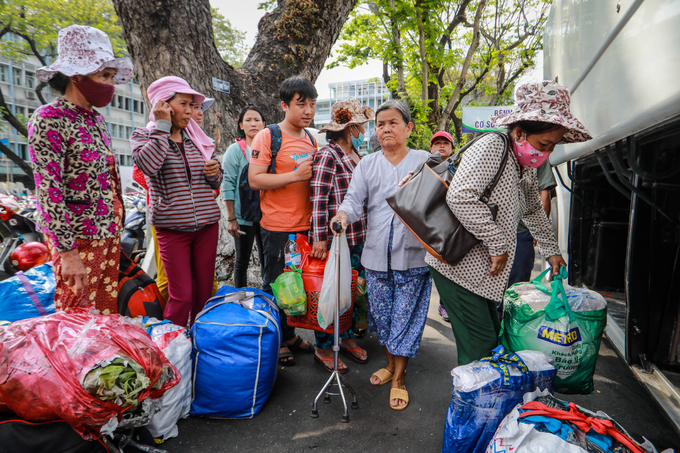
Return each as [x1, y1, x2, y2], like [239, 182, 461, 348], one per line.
[267, 124, 282, 174]
[303, 128, 317, 148]
[480, 132, 510, 203]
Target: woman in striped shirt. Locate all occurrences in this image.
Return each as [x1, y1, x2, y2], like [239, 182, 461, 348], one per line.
[131, 76, 223, 326]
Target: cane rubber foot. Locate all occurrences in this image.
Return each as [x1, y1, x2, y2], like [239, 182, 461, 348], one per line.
[342, 415, 350, 423]
[351, 402, 359, 409]
[311, 410, 319, 418]
[324, 396, 332, 404]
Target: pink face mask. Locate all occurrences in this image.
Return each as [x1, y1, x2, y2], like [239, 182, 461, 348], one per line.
[513, 139, 550, 168]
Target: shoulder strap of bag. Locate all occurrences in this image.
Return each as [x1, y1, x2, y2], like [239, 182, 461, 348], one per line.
[237, 139, 248, 160]
[480, 132, 510, 203]
[267, 124, 282, 174]
[303, 128, 317, 148]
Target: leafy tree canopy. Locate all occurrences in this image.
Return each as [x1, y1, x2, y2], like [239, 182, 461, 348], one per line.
[211, 6, 249, 68]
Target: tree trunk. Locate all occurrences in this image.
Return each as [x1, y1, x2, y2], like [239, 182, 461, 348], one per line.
[111, 0, 358, 151]
[111, 0, 358, 284]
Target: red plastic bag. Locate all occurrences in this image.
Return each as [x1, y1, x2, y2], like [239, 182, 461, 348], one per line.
[0, 309, 180, 440]
[296, 234, 326, 275]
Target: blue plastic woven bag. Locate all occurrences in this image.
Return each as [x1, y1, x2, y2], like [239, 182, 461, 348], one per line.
[190, 286, 281, 418]
[442, 346, 556, 453]
[0, 264, 55, 323]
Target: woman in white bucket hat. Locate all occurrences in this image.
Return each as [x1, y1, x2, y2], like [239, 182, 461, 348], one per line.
[428, 81, 591, 367]
[28, 25, 133, 315]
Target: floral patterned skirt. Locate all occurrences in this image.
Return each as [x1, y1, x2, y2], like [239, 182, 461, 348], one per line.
[48, 236, 121, 314]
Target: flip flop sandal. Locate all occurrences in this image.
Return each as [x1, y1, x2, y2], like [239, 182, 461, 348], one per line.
[286, 336, 315, 354]
[339, 346, 369, 364]
[278, 349, 296, 366]
[370, 368, 393, 385]
[314, 354, 348, 374]
[390, 388, 409, 411]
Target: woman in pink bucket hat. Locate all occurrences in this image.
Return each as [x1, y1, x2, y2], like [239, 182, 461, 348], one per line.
[131, 76, 223, 326]
[428, 81, 591, 366]
[28, 25, 134, 314]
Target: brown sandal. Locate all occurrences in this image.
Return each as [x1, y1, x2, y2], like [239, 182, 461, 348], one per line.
[390, 388, 409, 410]
[370, 368, 393, 385]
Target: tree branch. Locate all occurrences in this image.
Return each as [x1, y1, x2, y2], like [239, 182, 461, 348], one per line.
[0, 141, 33, 177]
[0, 90, 28, 138]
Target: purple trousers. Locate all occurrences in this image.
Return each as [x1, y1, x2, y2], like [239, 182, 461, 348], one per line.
[156, 222, 219, 326]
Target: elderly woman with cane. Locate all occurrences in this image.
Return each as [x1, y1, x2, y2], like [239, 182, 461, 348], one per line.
[332, 100, 432, 411]
[29, 25, 134, 314]
[131, 76, 223, 327]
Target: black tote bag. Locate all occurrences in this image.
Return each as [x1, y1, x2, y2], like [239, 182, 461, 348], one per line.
[386, 133, 510, 266]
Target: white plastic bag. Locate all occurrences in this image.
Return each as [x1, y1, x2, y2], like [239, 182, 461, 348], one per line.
[317, 232, 352, 329]
[144, 320, 193, 441]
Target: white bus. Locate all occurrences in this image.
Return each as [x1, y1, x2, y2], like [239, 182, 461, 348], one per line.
[544, 0, 680, 433]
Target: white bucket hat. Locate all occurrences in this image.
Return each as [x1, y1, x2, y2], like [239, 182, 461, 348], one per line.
[36, 25, 134, 85]
[491, 81, 592, 144]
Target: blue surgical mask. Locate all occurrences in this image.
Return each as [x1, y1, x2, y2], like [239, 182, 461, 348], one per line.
[351, 126, 364, 149]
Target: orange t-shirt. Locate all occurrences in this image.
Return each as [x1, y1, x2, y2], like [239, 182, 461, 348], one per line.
[250, 127, 315, 231]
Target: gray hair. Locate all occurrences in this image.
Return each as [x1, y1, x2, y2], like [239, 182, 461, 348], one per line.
[375, 100, 411, 125]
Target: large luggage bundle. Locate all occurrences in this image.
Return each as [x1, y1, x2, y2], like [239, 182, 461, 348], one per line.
[487, 389, 654, 453]
[442, 346, 556, 453]
[500, 268, 607, 394]
[0, 309, 179, 440]
[142, 319, 193, 441]
[190, 286, 281, 418]
[0, 263, 55, 322]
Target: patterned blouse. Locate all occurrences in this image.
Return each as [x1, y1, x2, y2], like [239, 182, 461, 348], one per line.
[426, 133, 561, 303]
[310, 140, 367, 246]
[28, 98, 123, 252]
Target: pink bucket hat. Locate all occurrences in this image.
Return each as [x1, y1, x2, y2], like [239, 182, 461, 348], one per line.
[491, 81, 592, 144]
[36, 25, 134, 84]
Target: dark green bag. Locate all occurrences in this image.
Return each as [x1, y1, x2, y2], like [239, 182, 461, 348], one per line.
[499, 267, 607, 394]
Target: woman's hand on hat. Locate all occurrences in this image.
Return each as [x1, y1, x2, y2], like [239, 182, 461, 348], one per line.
[489, 252, 508, 277]
[153, 100, 173, 122]
[204, 159, 220, 178]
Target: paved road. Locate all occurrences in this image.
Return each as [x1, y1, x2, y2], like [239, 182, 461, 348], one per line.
[162, 287, 680, 452]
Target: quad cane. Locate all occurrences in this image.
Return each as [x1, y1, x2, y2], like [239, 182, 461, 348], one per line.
[311, 221, 358, 422]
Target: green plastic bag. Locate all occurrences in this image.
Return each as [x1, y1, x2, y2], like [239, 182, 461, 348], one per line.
[499, 267, 607, 394]
[271, 267, 307, 316]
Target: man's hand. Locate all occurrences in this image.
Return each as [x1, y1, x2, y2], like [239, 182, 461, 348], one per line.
[153, 100, 173, 123]
[547, 254, 567, 275]
[294, 160, 313, 181]
[311, 240, 328, 260]
[227, 219, 241, 237]
[398, 171, 414, 188]
[204, 159, 220, 178]
[489, 252, 509, 277]
[330, 211, 348, 233]
[60, 249, 89, 299]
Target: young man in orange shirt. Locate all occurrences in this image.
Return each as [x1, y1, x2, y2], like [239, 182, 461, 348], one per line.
[249, 76, 318, 365]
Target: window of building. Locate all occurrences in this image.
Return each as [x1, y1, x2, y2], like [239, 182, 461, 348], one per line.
[117, 96, 124, 110]
[12, 68, 22, 86]
[110, 124, 117, 138]
[25, 72, 35, 89]
[14, 106, 26, 119]
[139, 103, 144, 115]
[125, 97, 131, 111]
[0, 65, 7, 82]
[18, 144, 27, 161]
[126, 126, 132, 139]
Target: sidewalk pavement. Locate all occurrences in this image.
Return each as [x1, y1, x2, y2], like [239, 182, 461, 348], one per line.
[162, 285, 680, 452]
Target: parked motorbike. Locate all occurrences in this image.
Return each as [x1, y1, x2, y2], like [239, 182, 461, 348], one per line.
[0, 201, 44, 281]
[121, 196, 147, 257]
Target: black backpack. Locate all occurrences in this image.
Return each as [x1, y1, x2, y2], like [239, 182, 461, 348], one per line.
[239, 124, 316, 223]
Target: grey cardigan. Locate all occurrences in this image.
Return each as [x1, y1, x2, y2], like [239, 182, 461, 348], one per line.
[339, 148, 430, 272]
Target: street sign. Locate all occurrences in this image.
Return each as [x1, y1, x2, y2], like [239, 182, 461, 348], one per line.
[212, 77, 230, 94]
[462, 106, 513, 133]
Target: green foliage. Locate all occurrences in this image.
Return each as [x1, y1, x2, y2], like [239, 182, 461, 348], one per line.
[332, 0, 551, 143]
[0, 0, 126, 64]
[257, 0, 276, 11]
[211, 7, 249, 68]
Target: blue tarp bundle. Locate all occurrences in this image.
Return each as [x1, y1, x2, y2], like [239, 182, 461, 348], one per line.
[190, 286, 281, 418]
[0, 264, 55, 322]
[442, 346, 556, 453]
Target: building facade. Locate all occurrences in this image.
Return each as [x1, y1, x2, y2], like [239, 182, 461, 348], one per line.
[0, 51, 145, 191]
[315, 78, 391, 154]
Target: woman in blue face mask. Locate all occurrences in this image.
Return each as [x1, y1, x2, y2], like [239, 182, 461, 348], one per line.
[309, 99, 374, 374]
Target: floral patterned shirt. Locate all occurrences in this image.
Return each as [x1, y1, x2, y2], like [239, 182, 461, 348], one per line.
[28, 98, 123, 252]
